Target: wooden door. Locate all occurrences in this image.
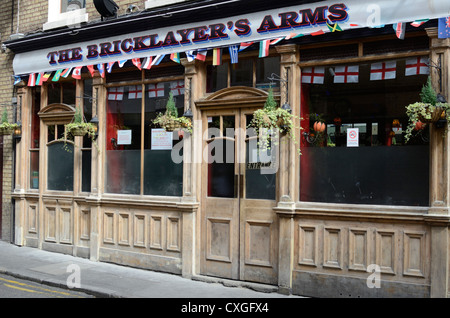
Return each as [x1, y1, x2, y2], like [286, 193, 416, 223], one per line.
[200, 108, 278, 285]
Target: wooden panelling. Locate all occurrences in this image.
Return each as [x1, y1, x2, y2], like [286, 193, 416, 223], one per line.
[375, 231, 396, 274]
[348, 228, 368, 272]
[27, 203, 38, 235]
[323, 227, 343, 269]
[206, 217, 231, 263]
[244, 221, 272, 267]
[403, 231, 426, 278]
[44, 206, 57, 242]
[133, 214, 146, 248]
[298, 224, 318, 267]
[103, 212, 115, 245]
[150, 215, 163, 250]
[80, 208, 90, 241]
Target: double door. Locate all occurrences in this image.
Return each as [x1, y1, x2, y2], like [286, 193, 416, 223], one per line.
[200, 108, 278, 285]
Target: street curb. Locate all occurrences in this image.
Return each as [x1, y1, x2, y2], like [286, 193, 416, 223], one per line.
[0, 268, 117, 298]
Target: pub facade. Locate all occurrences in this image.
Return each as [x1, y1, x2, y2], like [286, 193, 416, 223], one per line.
[2, 0, 450, 297]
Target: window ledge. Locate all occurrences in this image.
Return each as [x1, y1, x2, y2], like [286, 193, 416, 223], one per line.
[43, 9, 88, 31]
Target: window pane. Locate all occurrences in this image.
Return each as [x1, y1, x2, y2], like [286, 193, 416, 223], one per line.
[81, 150, 91, 192]
[105, 86, 141, 194]
[31, 88, 40, 148]
[48, 142, 73, 191]
[62, 82, 76, 106]
[144, 81, 184, 196]
[256, 56, 280, 89]
[47, 83, 61, 104]
[230, 59, 253, 87]
[30, 150, 39, 189]
[207, 63, 228, 93]
[208, 139, 235, 198]
[300, 59, 429, 206]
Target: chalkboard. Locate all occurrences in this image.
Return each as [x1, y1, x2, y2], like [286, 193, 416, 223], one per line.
[47, 142, 74, 191]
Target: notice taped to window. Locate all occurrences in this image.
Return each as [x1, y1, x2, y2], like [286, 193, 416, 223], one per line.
[151, 128, 173, 150]
[347, 128, 359, 147]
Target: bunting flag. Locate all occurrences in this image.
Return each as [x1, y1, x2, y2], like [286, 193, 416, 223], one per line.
[132, 58, 142, 70]
[438, 17, 450, 39]
[270, 37, 284, 45]
[185, 51, 196, 62]
[170, 80, 185, 96]
[196, 49, 208, 61]
[61, 67, 73, 78]
[148, 83, 165, 98]
[170, 52, 180, 63]
[52, 69, 63, 82]
[142, 56, 153, 70]
[118, 60, 127, 68]
[393, 22, 406, 39]
[13, 76, 22, 85]
[108, 87, 124, 101]
[301, 67, 325, 84]
[151, 54, 165, 66]
[229, 45, 239, 64]
[311, 29, 325, 36]
[370, 61, 396, 80]
[28, 73, 36, 87]
[87, 65, 95, 77]
[213, 48, 222, 66]
[106, 61, 116, 73]
[334, 65, 359, 83]
[239, 42, 254, 52]
[72, 66, 82, 79]
[405, 57, 429, 76]
[411, 19, 429, 27]
[259, 39, 271, 58]
[326, 21, 343, 32]
[284, 33, 298, 40]
[128, 85, 142, 99]
[97, 63, 105, 78]
[37, 72, 51, 85]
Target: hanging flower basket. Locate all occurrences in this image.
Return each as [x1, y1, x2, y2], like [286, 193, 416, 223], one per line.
[417, 105, 445, 123]
[152, 91, 192, 133]
[0, 126, 15, 135]
[69, 126, 89, 136]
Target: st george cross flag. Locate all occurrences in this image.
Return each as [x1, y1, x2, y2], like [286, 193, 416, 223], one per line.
[370, 61, 396, 81]
[132, 58, 142, 70]
[213, 48, 222, 66]
[108, 87, 124, 101]
[128, 85, 142, 99]
[72, 66, 82, 79]
[301, 67, 325, 84]
[259, 39, 271, 58]
[334, 65, 359, 83]
[28, 73, 36, 87]
[142, 56, 153, 70]
[229, 45, 239, 64]
[438, 17, 450, 39]
[148, 83, 165, 98]
[405, 57, 429, 76]
[393, 23, 406, 40]
[170, 80, 185, 96]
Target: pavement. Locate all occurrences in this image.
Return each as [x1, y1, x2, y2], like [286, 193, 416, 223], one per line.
[0, 240, 303, 299]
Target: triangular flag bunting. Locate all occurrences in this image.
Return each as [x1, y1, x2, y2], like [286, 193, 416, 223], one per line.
[97, 64, 105, 78]
[438, 17, 450, 39]
[52, 70, 63, 82]
[196, 49, 207, 61]
[411, 19, 429, 27]
[311, 30, 325, 36]
[87, 65, 95, 77]
[170, 52, 180, 63]
[132, 58, 142, 70]
[239, 42, 254, 52]
[106, 62, 115, 73]
[142, 56, 153, 70]
[151, 54, 165, 66]
[326, 21, 342, 32]
[13, 76, 22, 85]
[185, 51, 196, 62]
[229, 45, 239, 64]
[28, 73, 36, 87]
[393, 23, 406, 39]
[61, 68, 73, 78]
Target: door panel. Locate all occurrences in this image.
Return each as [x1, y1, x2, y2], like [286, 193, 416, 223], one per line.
[201, 108, 278, 284]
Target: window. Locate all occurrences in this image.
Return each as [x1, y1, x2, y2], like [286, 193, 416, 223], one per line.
[47, 124, 74, 191]
[30, 88, 40, 189]
[44, 0, 88, 31]
[105, 81, 185, 196]
[207, 56, 280, 93]
[300, 58, 429, 206]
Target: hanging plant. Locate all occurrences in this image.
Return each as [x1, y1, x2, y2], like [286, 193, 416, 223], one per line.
[405, 77, 450, 142]
[248, 88, 299, 153]
[153, 91, 192, 133]
[63, 107, 99, 152]
[0, 109, 19, 136]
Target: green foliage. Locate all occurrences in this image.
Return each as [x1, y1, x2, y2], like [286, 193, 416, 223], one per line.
[73, 107, 83, 124]
[152, 92, 192, 133]
[263, 88, 277, 112]
[420, 77, 438, 105]
[166, 92, 178, 118]
[1, 109, 8, 124]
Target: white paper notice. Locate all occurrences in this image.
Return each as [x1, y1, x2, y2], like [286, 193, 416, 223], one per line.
[151, 128, 173, 150]
[117, 130, 132, 145]
[347, 128, 359, 147]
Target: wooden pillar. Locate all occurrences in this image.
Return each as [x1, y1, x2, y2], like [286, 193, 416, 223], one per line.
[180, 58, 205, 277]
[426, 27, 450, 298]
[275, 44, 299, 293]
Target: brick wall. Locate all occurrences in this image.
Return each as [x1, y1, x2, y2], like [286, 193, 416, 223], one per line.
[0, 0, 186, 240]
